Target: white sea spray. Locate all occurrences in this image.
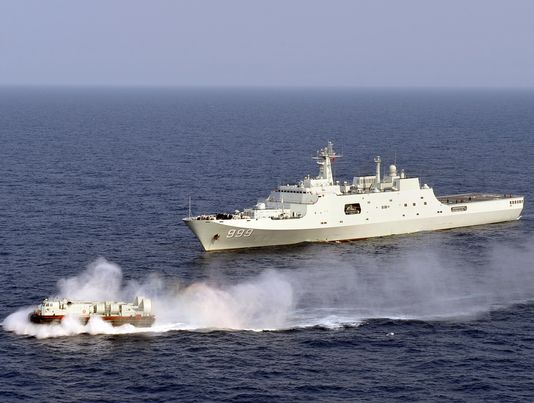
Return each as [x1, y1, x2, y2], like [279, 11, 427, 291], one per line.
[3, 237, 534, 338]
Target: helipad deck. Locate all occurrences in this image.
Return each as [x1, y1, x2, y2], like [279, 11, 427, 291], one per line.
[437, 193, 515, 204]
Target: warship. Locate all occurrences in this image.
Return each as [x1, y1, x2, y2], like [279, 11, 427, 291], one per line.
[184, 142, 524, 251]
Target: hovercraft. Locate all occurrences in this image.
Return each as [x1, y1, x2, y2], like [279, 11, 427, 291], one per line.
[29, 296, 155, 327]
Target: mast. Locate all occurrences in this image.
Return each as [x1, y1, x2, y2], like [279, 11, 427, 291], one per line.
[374, 156, 381, 188]
[313, 141, 341, 185]
[188, 196, 192, 218]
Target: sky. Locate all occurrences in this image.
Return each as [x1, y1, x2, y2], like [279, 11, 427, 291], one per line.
[1, 0, 533, 88]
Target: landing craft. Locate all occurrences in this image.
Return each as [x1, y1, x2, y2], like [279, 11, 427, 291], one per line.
[29, 296, 155, 327]
[184, 142, 524, 251]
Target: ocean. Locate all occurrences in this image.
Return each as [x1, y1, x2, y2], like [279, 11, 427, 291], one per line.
[1, 87, 533, 401]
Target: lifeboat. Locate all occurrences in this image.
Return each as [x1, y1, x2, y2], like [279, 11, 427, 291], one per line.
[29, 296, 155, 327]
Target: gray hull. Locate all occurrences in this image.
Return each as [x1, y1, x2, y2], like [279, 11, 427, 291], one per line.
[184, 205, 522, 251]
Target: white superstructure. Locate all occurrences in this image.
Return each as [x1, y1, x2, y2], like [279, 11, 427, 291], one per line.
[184, 142, 524, 251]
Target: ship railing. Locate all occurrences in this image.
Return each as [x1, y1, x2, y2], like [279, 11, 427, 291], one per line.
[191, 213, 253, 221]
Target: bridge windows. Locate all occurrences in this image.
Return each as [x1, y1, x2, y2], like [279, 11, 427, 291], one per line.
[345, 203, 361, 215]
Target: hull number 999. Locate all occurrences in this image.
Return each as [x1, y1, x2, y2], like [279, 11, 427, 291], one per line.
[227, 229, 253, 238]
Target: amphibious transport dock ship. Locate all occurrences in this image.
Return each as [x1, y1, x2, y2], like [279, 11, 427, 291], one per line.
[184, 142, 524, 251]
[29, 296, 155, 327]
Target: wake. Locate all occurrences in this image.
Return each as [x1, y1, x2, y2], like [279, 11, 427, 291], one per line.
[3, 237, 534, 339]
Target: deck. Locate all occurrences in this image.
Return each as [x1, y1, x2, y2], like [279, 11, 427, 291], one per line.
[437, 193, 515, 204]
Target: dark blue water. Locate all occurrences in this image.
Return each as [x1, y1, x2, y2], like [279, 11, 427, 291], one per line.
[1, 88, 534, 401]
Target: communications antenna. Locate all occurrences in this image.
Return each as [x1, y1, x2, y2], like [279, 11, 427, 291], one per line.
[188, 196, 192, 218]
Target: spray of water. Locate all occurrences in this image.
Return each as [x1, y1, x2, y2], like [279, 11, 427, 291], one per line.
[2, 258, 295, 338]
[2, 238, 534, 338]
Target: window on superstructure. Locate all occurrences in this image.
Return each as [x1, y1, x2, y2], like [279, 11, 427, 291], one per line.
[344, 203, 361, 215]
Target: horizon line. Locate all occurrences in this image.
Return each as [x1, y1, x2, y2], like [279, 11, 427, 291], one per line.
[1, 84, 534, 91]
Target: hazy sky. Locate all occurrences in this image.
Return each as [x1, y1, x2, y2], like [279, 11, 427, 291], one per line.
[1, 0, 533, 87]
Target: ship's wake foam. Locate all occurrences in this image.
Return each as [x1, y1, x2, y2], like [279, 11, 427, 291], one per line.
[3, 238, 534, 338]
[2, 258, 295, 338]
